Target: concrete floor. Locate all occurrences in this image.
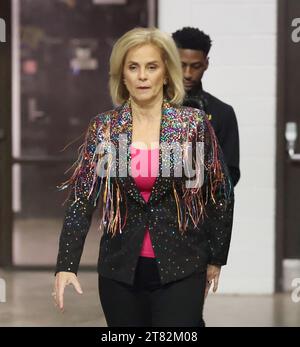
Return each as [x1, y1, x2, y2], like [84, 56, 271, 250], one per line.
[3, 218, 300, 327]
[0, 269, 299, 327]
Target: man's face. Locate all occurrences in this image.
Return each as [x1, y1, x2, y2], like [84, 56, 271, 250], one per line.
[178, 49, 209, 92]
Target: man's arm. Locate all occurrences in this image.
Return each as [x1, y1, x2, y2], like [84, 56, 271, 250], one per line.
[217, 105, 240, 187]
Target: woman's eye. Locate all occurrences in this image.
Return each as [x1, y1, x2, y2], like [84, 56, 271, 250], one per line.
[129, 65, 137, 70]
[148, 65, 157, 70]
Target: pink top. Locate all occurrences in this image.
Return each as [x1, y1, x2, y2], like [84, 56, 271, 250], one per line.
[130, 144, 159, 258]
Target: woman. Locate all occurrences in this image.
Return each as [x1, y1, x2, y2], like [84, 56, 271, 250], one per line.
[53, 27, 234, 327]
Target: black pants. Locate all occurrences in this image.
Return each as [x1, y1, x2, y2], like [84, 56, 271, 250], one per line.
[98, 257, 206, 327]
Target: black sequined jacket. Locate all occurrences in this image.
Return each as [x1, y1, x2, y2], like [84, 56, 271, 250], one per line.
[55, 100, 234, 285]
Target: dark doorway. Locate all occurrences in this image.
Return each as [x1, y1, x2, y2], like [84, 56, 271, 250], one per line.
[276, 0, 300, 291]
[0, 0, 157, 268]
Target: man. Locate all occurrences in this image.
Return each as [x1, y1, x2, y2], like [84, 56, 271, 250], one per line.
[172, 27, 240, 186]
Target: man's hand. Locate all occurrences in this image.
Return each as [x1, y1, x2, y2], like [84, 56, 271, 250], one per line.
[205, 264, 221, 298]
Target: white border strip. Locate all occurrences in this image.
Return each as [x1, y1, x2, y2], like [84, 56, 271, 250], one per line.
[12, 0, 21, 212]
[147, 0, 156, 27]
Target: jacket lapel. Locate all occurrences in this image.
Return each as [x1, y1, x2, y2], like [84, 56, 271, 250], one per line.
[148, 101, 184, 204]
[110, 100, 186, 206]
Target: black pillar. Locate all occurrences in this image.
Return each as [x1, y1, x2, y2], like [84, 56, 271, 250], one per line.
[0, 0, 12, 267]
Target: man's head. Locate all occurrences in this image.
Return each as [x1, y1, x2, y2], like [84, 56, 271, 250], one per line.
[172, 27, 212, 92]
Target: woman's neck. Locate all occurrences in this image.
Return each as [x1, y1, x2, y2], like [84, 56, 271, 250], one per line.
[130, 96, 163, 122]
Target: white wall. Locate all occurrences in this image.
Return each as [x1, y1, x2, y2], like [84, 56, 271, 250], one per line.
[159, 0, 277, 294]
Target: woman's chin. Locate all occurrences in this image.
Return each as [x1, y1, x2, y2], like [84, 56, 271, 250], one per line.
[132, 92, 163, 104]
[133, 94, 153, 103]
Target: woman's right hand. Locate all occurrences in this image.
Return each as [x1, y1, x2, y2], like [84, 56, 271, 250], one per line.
[53, 271, 83, 311]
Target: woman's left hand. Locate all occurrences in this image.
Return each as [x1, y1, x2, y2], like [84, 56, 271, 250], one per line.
[205, 264, 221, 298]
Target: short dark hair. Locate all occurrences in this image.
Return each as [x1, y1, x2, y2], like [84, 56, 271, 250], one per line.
[172, 27, 212, 56]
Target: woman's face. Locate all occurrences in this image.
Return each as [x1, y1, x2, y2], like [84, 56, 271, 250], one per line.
[123, 43, 167, 105]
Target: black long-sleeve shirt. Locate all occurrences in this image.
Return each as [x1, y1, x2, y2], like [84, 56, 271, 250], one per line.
[184, 83, 240, 186]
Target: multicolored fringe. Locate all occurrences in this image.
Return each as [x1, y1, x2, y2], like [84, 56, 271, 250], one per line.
[58, 112, 128, 237]
[58, 101, 232, 236]
[173, 111, 233, 234]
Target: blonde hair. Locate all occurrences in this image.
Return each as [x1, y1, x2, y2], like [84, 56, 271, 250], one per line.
[109, 27, 184, 106]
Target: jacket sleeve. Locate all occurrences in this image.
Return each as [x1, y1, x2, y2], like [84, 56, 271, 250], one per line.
[202, 115, 235, 266]
[216, 105, 240, 187]
[55, 116, 102, 275]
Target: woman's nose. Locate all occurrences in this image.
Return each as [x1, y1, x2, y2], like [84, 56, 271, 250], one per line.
[138, 68, 147, 80]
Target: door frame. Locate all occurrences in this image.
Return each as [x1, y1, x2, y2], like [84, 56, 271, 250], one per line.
[275, 0, 298, 292]
[0, 0, 13, 268]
